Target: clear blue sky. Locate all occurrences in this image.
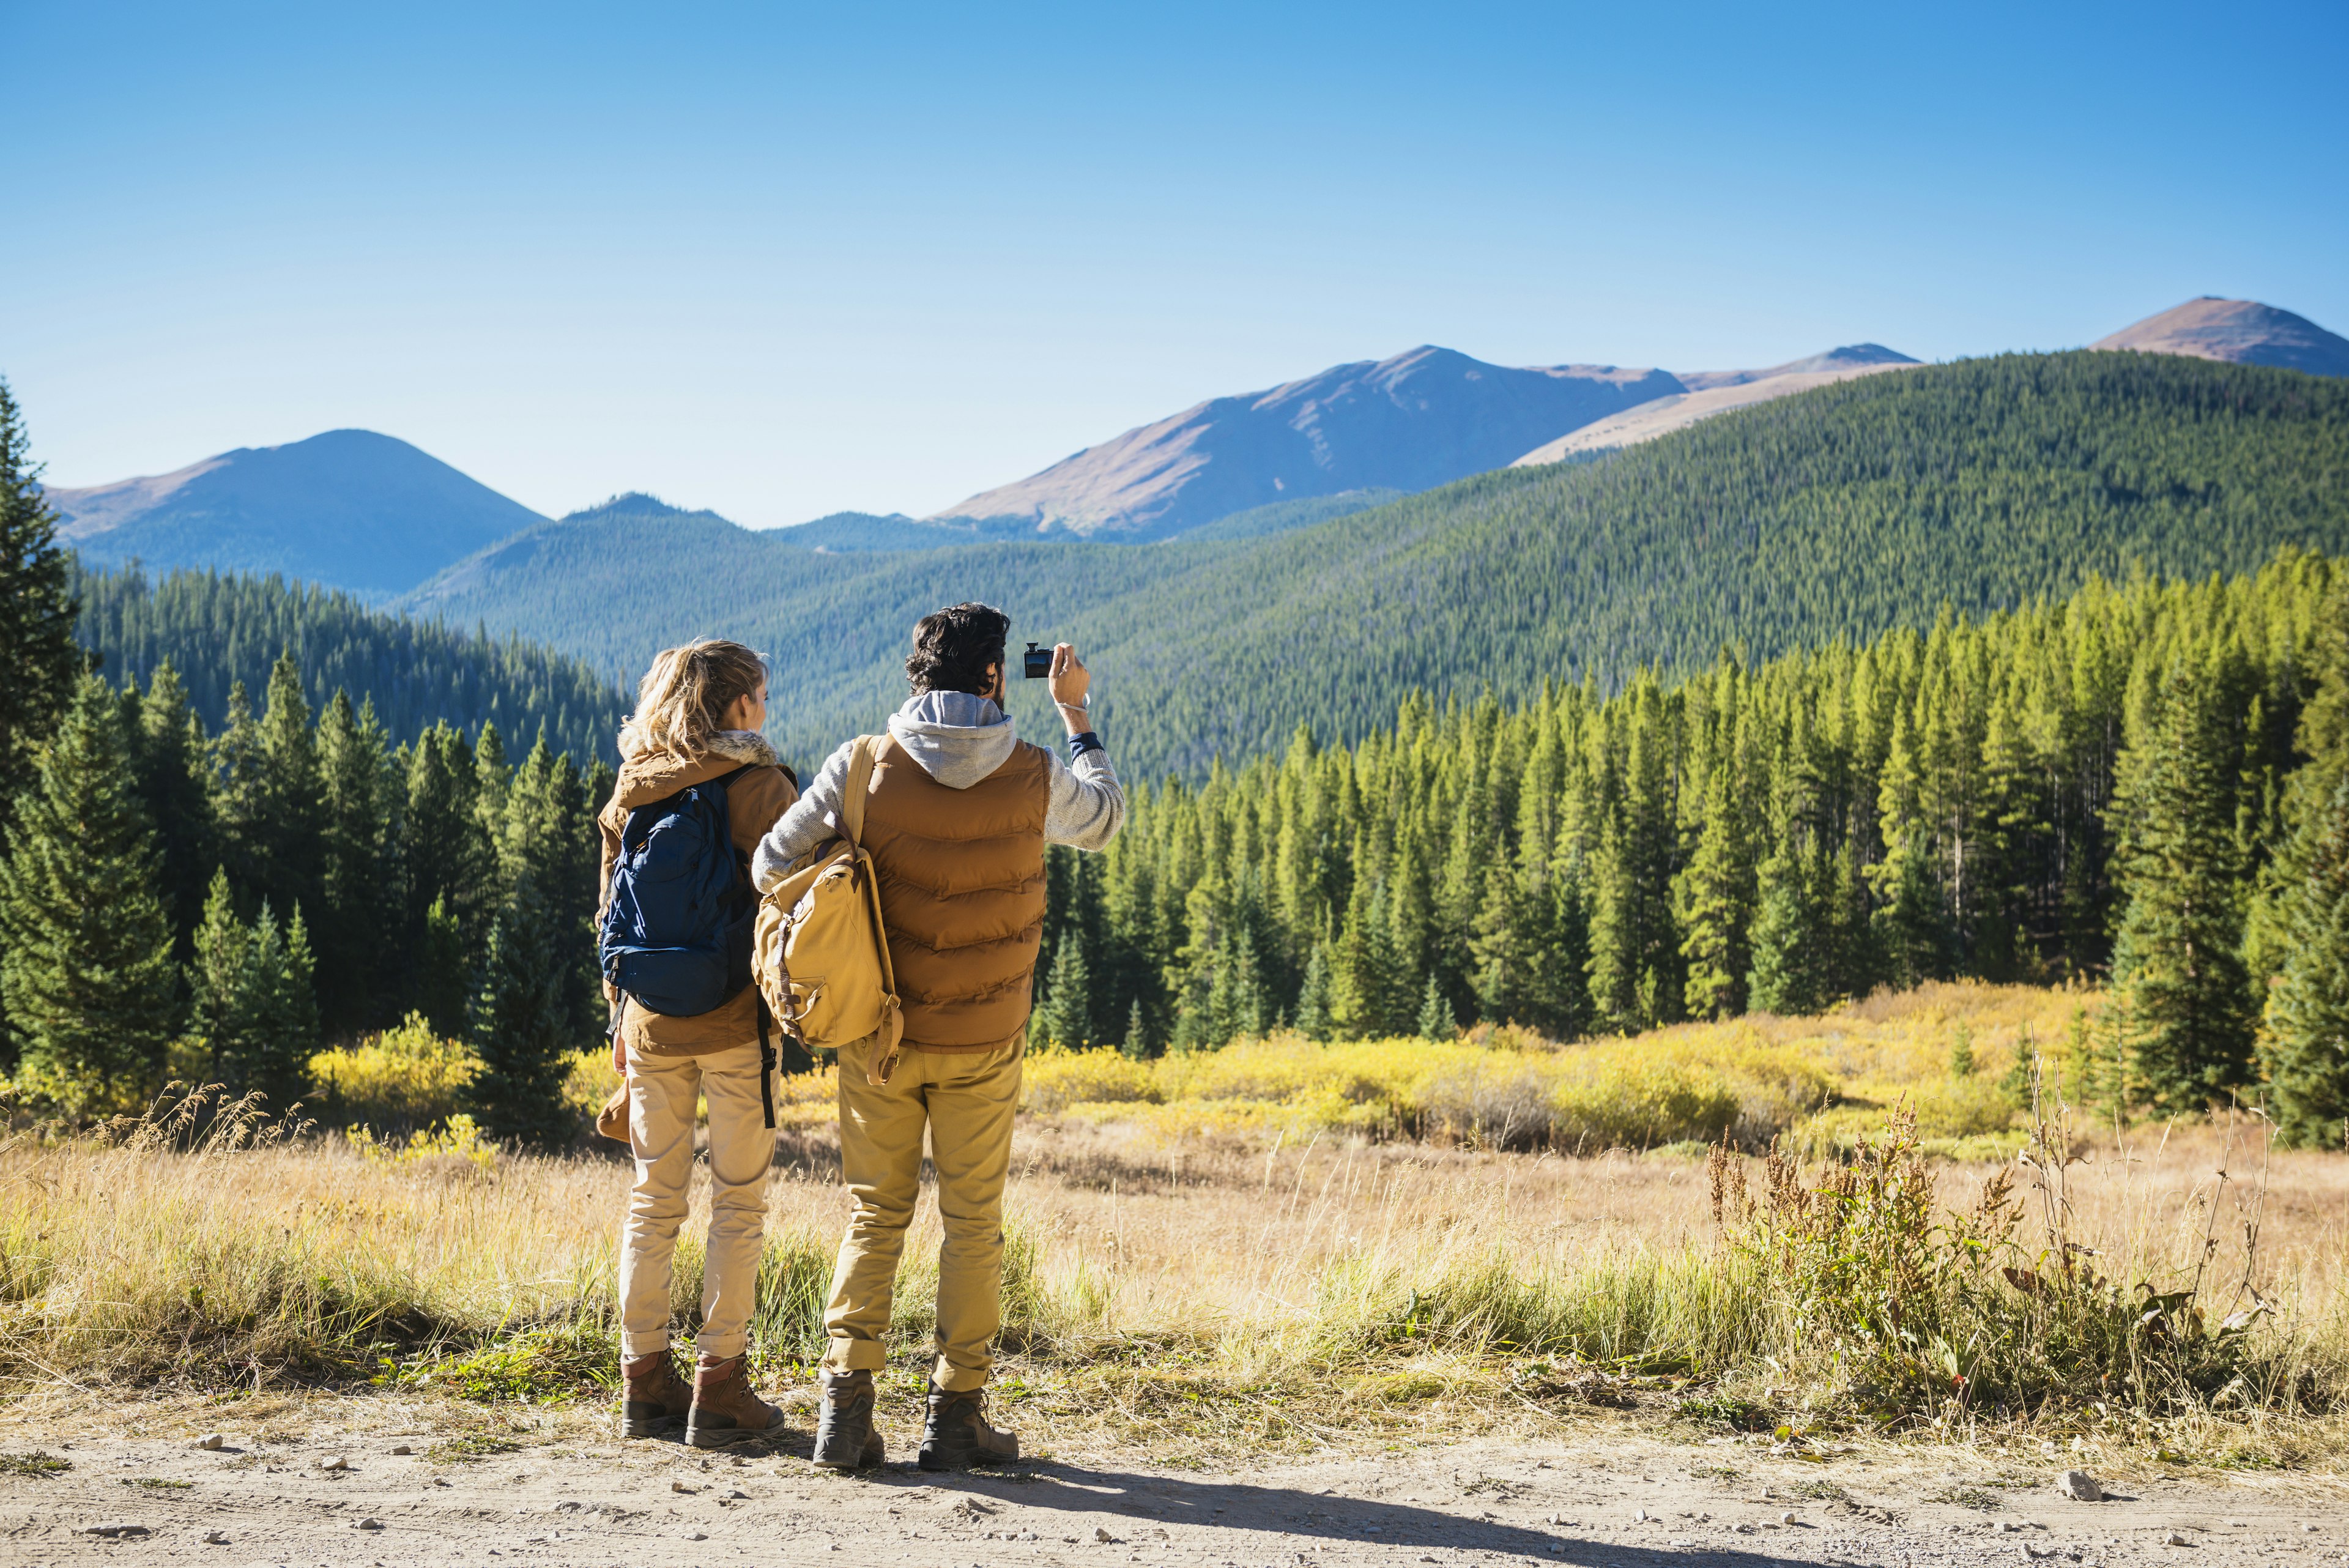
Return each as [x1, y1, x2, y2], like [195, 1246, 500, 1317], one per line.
[6, 1, 2343, 526]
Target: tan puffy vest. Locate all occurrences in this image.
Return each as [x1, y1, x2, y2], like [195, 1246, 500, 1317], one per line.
[861, 734, 1051, 1052]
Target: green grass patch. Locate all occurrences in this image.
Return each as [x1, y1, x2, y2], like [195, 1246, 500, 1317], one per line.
[0, 1450, 72, 1477]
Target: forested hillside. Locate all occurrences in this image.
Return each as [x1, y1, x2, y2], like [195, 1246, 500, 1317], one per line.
[1028, 551, 2349, 1140]
[74, 562, 628, 764]
[406, 352, 2349, 780]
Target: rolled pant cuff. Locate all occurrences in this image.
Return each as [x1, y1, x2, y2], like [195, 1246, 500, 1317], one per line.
[620, 1334, 670, 1359]
[693, 1335, 748, 1362]
[822, 1342, 888, 1374]
[932, 1367, 989, 1393]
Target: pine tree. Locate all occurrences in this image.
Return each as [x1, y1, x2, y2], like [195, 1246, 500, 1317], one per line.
[1746, 845, 1826, 1015]
[2261, 777, 2349, 1145]
[468, 876, 576, 1148]
[124, 662, 216, 956]
[1032, 934, 1093, 1050]
[0, 377, 82, 825]
[1676, 764, 1754, 1020]
[254, 650, 327, 926]
[1293, 942, 1334, 1039]
[188, 868, 319, 1110]
[2109, 652, 2255, 1106]
[317, 690, 396, 1036]
[1415, 972, 1456, 1039]
[1120, 997, 1151, 1061]
[0, 675, 178, 1112]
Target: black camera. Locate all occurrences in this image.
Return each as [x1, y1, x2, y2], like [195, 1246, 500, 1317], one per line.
[1022, 641, 1053, 679]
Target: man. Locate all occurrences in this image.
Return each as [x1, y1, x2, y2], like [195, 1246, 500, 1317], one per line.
[751, 602, 1123, 1470]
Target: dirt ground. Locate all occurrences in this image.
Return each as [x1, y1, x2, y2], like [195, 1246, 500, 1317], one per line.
[6, 1400, 2348, 1568]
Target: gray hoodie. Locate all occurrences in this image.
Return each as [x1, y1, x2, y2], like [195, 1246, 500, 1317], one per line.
[749, 691, 1124, 892]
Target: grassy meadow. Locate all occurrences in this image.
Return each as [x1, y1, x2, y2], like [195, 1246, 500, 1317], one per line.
[5, 983, 2348, 1469]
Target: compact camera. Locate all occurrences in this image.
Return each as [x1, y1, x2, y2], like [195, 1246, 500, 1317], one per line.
[1022, 641, 1053, 679]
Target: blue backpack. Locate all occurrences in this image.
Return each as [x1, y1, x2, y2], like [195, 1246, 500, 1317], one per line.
[599, 765, 777, 1121]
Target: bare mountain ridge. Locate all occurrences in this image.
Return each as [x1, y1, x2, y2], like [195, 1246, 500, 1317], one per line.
[929, 346, 1685, 539]
[2091, 297, 2349, 378]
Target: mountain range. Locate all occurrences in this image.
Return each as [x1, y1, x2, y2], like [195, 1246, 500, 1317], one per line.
[37, 297, 2349, 615]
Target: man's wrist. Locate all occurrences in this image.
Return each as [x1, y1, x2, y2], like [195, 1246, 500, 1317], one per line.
[1056, 699, 1089, 734]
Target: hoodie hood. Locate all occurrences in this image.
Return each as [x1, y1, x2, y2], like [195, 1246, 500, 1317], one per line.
[886, 691, 1017, 789]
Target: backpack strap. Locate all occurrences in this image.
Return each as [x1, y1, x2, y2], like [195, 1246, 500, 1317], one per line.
[841, 735, 881, 847]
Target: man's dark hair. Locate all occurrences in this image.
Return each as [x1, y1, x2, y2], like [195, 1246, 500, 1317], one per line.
[906, 602, 1011, 696]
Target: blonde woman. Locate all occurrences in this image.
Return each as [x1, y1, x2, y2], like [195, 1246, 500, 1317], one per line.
[597, 639, 797, 1444]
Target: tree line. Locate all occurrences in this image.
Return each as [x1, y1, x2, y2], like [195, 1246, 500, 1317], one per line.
[1030, 549, 2349, 1144]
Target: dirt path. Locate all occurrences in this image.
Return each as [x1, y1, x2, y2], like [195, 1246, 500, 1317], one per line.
[6, 1410, 2347, 1567]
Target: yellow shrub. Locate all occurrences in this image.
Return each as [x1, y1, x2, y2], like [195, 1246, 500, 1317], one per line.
[1025, 1049, 1161, 1113]
[308, 1015, 479, 1126]
[561, 1047, 621, 1118]
[346, 1112, 497, 1171]
[774, 1066, 840, 1129]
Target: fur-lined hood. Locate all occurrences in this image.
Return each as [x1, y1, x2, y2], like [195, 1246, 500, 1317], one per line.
[604, 728, 783, 825]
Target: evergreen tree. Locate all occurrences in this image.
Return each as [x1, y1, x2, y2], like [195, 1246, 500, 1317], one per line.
[1746, 845, 1826, 1014]
[0, 377, 81, 823]
[316, 690, 397, 1036]
[1676, 764, 1754, 1019]
[2109, 653, 2255, 1105]
[1120, 997, 1151, 1061]
[188, 869, 319, 1110]
[1414, 972, 1456, 1039]
[123, 662, 216, 956]
[2261, 777, 2349, 1145]
[1032, 934, 1093, 1050]
[0, 675, 177, 1112]
[468, 877, 576, 1148]
[1293, 942, 1334, 1039]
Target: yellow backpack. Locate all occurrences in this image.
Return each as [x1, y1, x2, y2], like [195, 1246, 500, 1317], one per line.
[753, 735, 906, 1083]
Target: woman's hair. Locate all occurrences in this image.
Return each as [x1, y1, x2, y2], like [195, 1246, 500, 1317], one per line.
[905, 601, 1010, 696]
[621, 638, 766, 759]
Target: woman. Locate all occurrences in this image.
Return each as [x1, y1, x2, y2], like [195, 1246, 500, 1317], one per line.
[598, 638, 798, 1445]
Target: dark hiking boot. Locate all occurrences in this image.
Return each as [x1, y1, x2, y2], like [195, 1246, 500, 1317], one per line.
[685, 1354, 789, 1448]
[917, 1380, 1020, 1471]
[618, 1351, 693, 1439]
[811, 1369, 885, 1470]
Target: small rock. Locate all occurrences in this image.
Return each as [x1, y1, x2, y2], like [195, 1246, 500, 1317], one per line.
[1633, 1507, 1647, 1522]
[2165, 1532, 2196, 1547]
[1781, 1511, 1799, 1526]
[200, 1528, 229, 1544]
[688, 1531, 709, 1542]
[723, 1487, 748, 1499]
[81, 1523, 152, 1537]
[432, 1477, 451, 1487]
[2306, 1523, 2321, 1533]
[672, 1481, 697, 1493]
[556, 1500, 583, 1512]
[195, 1432, 225, 1451]
[1095, 1526, 1116, 1542]
[354, 1517, 384, 1531]
[390, 1444, 413, 1456]
[317, 1454, 350, 1471]
[2057, 1470, 2103, 1503]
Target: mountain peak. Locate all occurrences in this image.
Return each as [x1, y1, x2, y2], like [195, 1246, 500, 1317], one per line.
[2091, 298, 2348, 377]
[930, 346, 1683, 538]
[1678, 343, 1920, 393]
[45, 429, 547, 598]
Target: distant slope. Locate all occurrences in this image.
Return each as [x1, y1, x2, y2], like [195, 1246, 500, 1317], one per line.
[404, 352, 2349, 780]
[1676, 343, 1918, 392]
[2093, 297, 2349, 377]
[76, 560, 628, 764]
[48, 429, 549, 598]
[1514, 357, 1918, 464]
[1166, 489, 1403, 542]
[929, 346, 1682, 539]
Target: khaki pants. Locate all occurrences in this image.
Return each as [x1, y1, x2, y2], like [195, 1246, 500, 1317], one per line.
[823, 1033, 1023, 1393]
[618, 1040, 771, 1361]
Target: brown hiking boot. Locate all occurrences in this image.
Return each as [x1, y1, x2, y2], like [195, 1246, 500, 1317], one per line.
[917, 1380, 1019, 1470]
[685, 1354, 789, 1449]
[618, 1350, 692, 1439]
[811, 1369, 885, 1470]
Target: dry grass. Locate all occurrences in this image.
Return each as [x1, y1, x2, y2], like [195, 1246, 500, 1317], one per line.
[4, 984, 2348, 1470]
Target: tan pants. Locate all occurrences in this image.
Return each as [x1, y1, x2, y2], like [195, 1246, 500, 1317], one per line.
[618, 1040, 770, 1361]
[823, 1033, 1023, 1392]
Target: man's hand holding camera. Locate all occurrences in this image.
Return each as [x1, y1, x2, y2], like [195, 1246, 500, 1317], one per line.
[1047, 643, 1089, 735]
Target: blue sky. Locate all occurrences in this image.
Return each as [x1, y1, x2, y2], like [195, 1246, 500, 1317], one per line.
[5, 1, 2344, 526]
